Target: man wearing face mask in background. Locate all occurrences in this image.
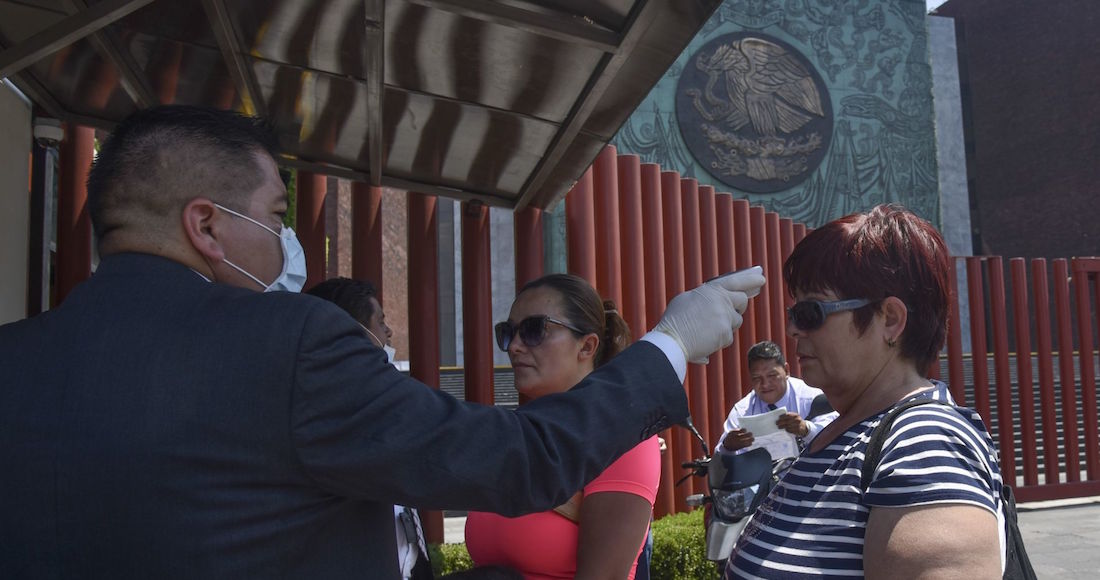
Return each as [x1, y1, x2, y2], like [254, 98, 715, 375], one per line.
[307, 278, 429, 580]
[0, 105, 766, 580]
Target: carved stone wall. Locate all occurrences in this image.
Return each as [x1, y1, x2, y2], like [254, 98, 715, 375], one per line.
[611, 0, 939, 228]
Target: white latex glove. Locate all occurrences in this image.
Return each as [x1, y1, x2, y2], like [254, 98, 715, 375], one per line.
[653, 266, 765, 364]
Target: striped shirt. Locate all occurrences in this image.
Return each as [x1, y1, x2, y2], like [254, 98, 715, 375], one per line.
[724, 382, 1004, 578]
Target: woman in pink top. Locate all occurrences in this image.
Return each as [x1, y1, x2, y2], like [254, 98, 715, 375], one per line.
[465, 274, 661, 580]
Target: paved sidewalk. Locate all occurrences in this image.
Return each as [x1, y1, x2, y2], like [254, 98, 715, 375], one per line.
[1017, 497, 1100, 578]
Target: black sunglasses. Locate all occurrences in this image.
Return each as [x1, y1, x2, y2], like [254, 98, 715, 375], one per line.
[787, 299, 871, 331]
[494, 316, 585, 351]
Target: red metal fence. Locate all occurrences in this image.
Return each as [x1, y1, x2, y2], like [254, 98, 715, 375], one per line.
[949, 256, 1100, 502]
[563, 146, 809, 515]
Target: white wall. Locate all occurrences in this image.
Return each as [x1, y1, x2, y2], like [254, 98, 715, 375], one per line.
[0, 81, 31, 324]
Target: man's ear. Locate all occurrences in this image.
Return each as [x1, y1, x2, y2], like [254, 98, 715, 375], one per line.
[881, 296, 908, 345]
[182, 198, 225, 262]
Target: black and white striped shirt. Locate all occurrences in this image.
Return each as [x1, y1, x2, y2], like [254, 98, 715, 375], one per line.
[725, 382, 1004, 578]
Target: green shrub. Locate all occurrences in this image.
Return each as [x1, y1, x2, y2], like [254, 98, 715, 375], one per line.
[650, 509, 720, 580]
[430, 542, 474, 576]
[431, 508, 718, 580]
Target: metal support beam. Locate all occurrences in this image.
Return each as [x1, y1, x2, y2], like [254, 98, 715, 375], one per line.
[406, 191, 442, 543]
[200, 0, 266, 116]
[56, 124, 95, 304]
[277, 156, 516, 209]
[61, 0, 156, 108]
[296, 171, 328, 290]
[406, 0, 620, 53]
[0, 0, 157, 81]
[0, 43, 63, 119]
[350, 182, 384, 299]
[363, 0, 385, 186]
[461, 199, 494, 406]
[513, 0, 655, 210]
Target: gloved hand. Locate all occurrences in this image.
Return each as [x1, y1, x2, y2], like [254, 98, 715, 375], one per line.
[654, 266, 765, 364]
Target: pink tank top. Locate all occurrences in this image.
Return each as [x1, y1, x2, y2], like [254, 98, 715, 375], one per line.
[465, 437, 660, 580]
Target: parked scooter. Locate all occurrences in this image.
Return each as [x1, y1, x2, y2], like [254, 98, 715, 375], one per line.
[678, 394, 834, 562]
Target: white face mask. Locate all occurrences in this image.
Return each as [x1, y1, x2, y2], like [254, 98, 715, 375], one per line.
[215, 203, 307, 293]
[363, 327, 397, 364]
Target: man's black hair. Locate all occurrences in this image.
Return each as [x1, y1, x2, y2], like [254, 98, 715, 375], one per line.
[307, 277, 379, 327]
[747, 340, 786, 367]
[87, 105, 280, 243]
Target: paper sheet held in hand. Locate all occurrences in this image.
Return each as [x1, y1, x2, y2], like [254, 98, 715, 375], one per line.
[739, 407, 799, 460]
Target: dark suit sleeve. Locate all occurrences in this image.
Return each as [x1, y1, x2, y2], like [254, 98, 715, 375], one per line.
[290, 301, 687, 515]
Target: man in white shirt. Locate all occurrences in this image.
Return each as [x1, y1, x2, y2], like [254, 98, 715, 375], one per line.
[716, 341, 838, 453]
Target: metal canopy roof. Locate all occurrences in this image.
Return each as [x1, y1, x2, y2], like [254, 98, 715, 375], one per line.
[0, 0, 721, 209]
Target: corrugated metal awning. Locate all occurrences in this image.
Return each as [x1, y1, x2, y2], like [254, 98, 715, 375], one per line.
[0, 0, 721, 209]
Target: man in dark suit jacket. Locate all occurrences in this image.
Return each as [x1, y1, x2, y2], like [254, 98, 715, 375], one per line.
[0, 106, 764, 579]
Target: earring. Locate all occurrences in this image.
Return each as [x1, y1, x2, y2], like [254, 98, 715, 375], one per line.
[887, 338, 897, 348]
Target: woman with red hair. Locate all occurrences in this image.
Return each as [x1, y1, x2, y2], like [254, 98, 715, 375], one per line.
[726, 205, 1006, 578]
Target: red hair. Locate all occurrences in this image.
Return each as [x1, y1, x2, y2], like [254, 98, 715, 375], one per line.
[783, 204, 951, 371]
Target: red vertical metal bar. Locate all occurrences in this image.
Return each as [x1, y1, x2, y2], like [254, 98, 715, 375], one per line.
[641, 166, 667, 332]
[1053, 259, 1080, 482]
[793, 223, 807, 245]
[513, 207, 544, 290]
[926, 356, 942, 380]
[56, 124, 94, 304]
[765, 213, 785, 351]
[946, 260, 966, 404]
[779, 217, 798, 377]
[987, 257, 1016, 482]
[462, 201, 494, 405]
[617, 155, 646, 342]
[926, 247, 943, 381]
[566, 168, 597, 285]
[1011, 258, 1039, 486]
[660, 171, 693, 508]
[733, 200, 756, 392]
[716, 194, 743, 405]
[680, 178, 710, 464]
[699, 185, 725, 447]
[296, 171, 327, 290]
[351, 183, 384, 300]
[592, 146, 622, 306]
[1072, 259, 1100, 480]
[641, 163, 674, 519]
[749, 206, 771, 343]
[406, 192, 443, 543]
[966, 257, 991, 422]
[1031, 259, 1060, 484]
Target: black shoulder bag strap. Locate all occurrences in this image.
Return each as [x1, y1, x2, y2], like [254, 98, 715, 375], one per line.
[860, 398, 1038, 580]
[860, 398, 936, 491]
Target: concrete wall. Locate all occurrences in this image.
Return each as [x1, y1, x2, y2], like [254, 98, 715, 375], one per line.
[929, 16, 972, 258]
[0, 81, 31, 324]
[929, 15, 972, 353]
